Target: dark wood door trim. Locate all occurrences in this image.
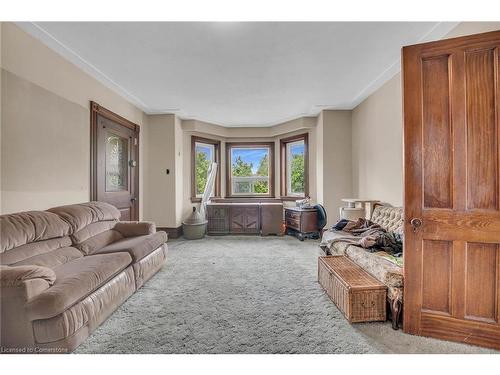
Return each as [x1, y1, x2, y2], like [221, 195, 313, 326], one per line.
[90, 101, 140, 219]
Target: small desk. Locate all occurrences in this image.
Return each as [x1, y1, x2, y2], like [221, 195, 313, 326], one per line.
[284, 206, 318, 241]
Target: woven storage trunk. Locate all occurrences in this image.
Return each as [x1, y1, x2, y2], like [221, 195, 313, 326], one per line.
[318, 256, 387, 323]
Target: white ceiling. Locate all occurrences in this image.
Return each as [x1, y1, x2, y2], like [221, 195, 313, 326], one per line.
[19, 22, 458, 127]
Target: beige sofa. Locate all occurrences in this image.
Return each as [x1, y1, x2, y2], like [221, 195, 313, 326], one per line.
[0, 202, 168, 353]
[320, 205, 403, 329]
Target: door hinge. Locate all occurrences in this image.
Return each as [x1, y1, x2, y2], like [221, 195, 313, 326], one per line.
[134, 138, 138, 146]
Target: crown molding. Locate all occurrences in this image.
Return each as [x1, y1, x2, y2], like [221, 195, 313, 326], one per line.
[16, 22, 152, 113]
[349, 22, 460, 109]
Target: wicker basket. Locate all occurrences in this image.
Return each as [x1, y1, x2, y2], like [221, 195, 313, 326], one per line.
[318, 256, 387, 323]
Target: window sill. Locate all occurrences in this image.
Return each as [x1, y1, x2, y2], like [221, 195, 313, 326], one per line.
[190, 196, 221, 203]
[280, 196, 306, 201]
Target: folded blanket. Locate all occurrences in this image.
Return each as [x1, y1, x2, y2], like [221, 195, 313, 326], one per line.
[326, 218, 403, 255]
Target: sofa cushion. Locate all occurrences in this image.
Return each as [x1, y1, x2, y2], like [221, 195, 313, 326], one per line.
[96, 231, 168, 263]
[371, 205, 403, 234]
[26, 252, 132, 320]
[0, 236, 72, 266]
[12, 247, 84, 269]
[327, 241, 403, 289]
[114, 221, 156, 238]
[0, 211, 71, 253]
[72, 220, 118, 244]
[47, 202, 120, 233]
[0, 264, 56, 287]
[133, 244, 168, 289]
[32, 267, 135, 344]
[75, 229, 124, 255]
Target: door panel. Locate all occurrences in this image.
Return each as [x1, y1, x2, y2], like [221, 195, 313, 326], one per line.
[403, 31, 500, 349]
[421, 240, 452, 314]
[91, 102, 140, 221]
[464, 243, 498, 323]
[465, 48, 498, 210]
[422, 55, 453, 209]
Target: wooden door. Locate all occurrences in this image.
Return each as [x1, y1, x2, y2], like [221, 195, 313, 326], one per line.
[91, 102, 140, 221]
[403, 31, 500, 349]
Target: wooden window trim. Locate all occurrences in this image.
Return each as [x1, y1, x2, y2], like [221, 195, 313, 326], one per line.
[191, 135, 221, 203]
[280, 133, 309, 200]
[225, 142, 275, 198]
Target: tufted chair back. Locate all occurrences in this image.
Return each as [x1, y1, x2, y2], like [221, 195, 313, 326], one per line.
[370, 205, 403, 234]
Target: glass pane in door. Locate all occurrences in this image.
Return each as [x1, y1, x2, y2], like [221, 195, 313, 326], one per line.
[105, 132, 129, 191]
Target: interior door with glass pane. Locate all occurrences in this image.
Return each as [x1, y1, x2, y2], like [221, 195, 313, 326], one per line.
[92, 103, 139, 221]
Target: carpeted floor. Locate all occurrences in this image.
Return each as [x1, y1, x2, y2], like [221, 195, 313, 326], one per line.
[75, 236, 496, 354]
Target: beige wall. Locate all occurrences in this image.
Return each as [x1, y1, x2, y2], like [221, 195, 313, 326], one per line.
[351, 22, 500, 208]
[142, 114, 179, 227]
[352, 73, 402, 206]
[0, 22, 147, 215]
[321, 110, 352, 225]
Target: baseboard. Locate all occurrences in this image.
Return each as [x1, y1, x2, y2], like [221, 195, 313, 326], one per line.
[157, 226, 183, 239]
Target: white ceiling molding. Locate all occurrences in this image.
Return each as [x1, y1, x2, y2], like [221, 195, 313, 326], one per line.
[348, 22, 459, 108]
[17, 22, 460, 127]
[16, 22, 153, 113]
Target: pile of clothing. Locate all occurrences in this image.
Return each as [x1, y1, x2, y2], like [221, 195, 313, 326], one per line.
[330, 217, 403, 257]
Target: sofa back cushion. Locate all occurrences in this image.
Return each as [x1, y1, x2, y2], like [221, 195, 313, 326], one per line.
[47, 201, 120, 233]
[0, 211, 75, 267]
[371, 205, 403, 234]
[48, 202, 123, 255]
[0, 211, 71, 253]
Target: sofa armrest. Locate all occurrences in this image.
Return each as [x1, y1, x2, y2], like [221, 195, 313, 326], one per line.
[114, 221, 156, 237]
[0, 265, 56, 348]
[0, 265, 56, 299]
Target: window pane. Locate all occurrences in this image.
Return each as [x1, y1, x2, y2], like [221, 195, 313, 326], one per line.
[231, 147, 270, 195]
[195, 142, 215, 196]
[105, 132, 128, 192]
[286, 140, 305, 195]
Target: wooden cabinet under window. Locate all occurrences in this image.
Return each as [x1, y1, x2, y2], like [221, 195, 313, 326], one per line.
[230, 205, 260, 234]
[206, 205, 229, 234]
[207, 201, 283, 236]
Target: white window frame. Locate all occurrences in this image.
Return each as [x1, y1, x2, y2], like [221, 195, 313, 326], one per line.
[194, 141, 215, 198]
[286, 139, 305, 196]
[226, 142, 275, 198]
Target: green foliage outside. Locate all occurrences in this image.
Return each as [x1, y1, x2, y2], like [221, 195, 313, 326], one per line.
[197, 149, 304, 196]
[232, 156, 253, 177]
[231, 154, 269, 194]
[195, 151, 210, 195]
[290, 154, 304, 194]
[254, 154, 269, 193]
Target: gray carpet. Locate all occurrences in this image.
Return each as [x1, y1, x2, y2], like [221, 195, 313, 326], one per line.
[75, 236, 496, 354]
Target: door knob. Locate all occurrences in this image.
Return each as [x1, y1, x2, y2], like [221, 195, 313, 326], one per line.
[410, 217, 422, 232]
[131, 197, 137, 202]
